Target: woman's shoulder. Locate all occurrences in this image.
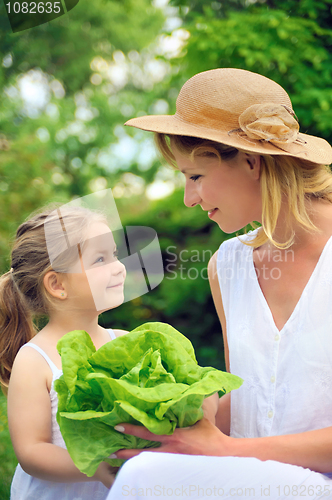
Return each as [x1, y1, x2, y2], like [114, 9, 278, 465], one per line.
[218, 228, 259, 253]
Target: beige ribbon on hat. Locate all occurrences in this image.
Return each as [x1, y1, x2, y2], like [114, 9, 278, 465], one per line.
[231, 103, 304, 146]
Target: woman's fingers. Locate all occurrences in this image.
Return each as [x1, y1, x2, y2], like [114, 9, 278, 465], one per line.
[114, 423, 168, 442]
[113, 419, 211, 460]
[114, 418, 230, 459]
[113, 422, 188, 460]
[115, 447, 156, 460]
[114, 418, 229, 459]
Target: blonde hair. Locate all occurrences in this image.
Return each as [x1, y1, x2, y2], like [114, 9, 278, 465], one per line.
[0, 205, 106, 391]
[155, 133, 332, 249]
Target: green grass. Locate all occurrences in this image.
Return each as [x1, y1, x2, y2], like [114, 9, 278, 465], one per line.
[0, 392, 18, 500]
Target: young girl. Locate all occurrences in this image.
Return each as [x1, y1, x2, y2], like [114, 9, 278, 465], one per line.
[0, 204, 127, 499]
[105, 69, 332, 498]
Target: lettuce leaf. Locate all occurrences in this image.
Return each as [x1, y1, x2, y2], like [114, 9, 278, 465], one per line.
[55, 322, 242, 477]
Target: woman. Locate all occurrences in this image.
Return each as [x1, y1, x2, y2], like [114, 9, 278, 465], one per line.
[107, 68, 332, 499]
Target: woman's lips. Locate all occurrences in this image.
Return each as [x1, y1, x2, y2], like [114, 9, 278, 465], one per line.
[208, 208, 218, 219]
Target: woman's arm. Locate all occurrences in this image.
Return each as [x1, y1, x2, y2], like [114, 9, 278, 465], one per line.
[113, 418, 332, 473]
[7, 347, 115, 487]
[208, 251, 231, 435]
[208, 251, 230, 373]
[112, 252, 332, 473]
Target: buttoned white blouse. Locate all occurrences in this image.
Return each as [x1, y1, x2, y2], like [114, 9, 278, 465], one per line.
[217, 229, 332, 452]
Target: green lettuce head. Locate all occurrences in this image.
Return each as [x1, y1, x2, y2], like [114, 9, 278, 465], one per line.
[55, 322, 242, 477]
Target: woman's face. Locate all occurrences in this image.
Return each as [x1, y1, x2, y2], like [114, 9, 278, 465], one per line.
[172, 144, 263, 234]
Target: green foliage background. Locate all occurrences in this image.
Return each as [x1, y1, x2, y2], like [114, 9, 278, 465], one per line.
[1, 0, 332, 496]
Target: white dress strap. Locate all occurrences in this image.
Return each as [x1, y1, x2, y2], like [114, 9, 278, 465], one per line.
[107, 328, 117, 340]
[21, 343, 60, 375]
[21, 332, 115, 375]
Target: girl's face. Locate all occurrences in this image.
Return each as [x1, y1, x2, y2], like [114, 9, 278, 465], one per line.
[172, 144, 263, 234]
[66, 222, 126, 313]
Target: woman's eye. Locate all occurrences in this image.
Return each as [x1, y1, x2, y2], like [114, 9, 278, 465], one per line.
[190, 175, 201, 182]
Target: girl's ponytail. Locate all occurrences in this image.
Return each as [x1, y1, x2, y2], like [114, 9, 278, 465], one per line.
[0, 212, 53, 393]
[0, 271, 36, 392]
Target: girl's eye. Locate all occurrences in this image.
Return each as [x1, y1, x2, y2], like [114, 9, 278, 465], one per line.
[94, 256, 104, 264]
[190, 175, 202, 182]
[93, 250, 118, 265]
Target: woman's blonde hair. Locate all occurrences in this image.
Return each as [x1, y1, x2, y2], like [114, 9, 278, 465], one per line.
[155, 133, 332, 249]
[0, 205, 106, 391]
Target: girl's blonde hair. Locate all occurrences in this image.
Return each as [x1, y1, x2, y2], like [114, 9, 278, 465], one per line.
[155, 133, 332, 248]
[0, 205, 106, 391]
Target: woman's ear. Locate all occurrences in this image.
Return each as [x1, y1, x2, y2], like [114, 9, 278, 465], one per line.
[43, 271, 67, 299]
[246, 154, 261, 180]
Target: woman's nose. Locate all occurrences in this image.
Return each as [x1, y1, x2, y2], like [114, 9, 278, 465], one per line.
[184, 181, 201, 208]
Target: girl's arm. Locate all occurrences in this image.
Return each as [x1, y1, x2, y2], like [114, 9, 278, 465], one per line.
[7, 347, 115, 487]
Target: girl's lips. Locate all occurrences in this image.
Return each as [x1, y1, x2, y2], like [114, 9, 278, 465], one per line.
[108, 282, 124, 289]
[208, 208, 218, 219]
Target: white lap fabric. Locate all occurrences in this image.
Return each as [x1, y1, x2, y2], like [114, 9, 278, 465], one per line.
[107, 452, 332, 499]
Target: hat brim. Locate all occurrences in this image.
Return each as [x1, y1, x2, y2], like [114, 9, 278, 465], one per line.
[125, 114, 332, 165]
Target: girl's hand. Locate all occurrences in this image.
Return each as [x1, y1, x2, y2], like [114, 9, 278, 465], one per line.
[93, 461, 119, 489]
[114, 418, 234, 460]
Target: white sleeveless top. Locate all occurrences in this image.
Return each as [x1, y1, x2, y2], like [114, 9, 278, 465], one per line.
[10, 329, 116, 500]
[217, 231, 332, 444]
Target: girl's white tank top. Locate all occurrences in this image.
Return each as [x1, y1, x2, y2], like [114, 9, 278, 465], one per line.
[10, 329, 116, 500]
[21, 328, 117, 448]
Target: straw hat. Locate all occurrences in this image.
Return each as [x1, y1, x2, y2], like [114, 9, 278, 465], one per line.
[125, 68, 332, 165]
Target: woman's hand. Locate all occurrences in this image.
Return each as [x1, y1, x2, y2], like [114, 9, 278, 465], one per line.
[202, 393, 219, 424]
[93, 461, 119, 489]
[114, 417, 234, 460]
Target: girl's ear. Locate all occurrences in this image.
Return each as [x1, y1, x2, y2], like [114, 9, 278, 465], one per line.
[43, 271, 67, 299]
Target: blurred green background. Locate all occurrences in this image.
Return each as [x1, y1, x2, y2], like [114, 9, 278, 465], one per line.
[1, 0, 332, 497]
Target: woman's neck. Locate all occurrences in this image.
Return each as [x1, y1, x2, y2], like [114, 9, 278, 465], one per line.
[271, 196, 332, 250]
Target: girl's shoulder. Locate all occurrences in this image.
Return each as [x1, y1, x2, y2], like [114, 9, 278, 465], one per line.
[9, 341, 53, 394]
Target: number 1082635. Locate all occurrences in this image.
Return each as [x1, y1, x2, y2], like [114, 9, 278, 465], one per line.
[5, 2, 62, 14]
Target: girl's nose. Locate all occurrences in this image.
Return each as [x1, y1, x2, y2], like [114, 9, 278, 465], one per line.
[111, 259, 126, 276]
[184, 181, 201, 208]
